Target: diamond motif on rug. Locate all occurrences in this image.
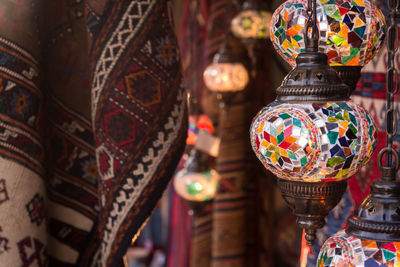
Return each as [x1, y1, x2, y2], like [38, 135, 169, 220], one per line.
[124, 70, 160, 107]
[104, 109, 136, 146]
[0, 179, 9, 205]
[96, 145, 114, 181]
[25, 193, 45, 226]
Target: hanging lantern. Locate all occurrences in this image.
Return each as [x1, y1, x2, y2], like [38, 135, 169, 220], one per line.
[203, 63, 249, 92]
[231, 0, 273, 40]
[317, 177, 400, 266]
[173, 149, 220, 213]
[251, 101, 377, 182]
[318, 5, 400, 265]
[250, 0, 378, 245]
[250, 51, 377, 245]
[270, 0, 386, 91]
[203, 34, 250, 93]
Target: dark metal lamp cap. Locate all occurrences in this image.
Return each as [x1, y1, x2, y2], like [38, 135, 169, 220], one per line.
[276, 52, 350, 103]
[242, 0, 268, 11]
[213, 33, 250, 66]
[186, 149, 210, 173]
[346, 179, 400, 241]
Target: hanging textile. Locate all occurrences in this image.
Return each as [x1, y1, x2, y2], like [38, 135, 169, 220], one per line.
[43, 1, 100, 265]
[0, 1, 46, 266]
[0, 0, 187, 266]
[87, 1, 187, 266]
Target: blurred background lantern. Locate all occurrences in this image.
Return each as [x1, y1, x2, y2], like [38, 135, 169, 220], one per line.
[250, 0, 378, 245]
[203, 62, 249, 92]
[270, 0, 386, 92]
[231, 0, 273, 40]
[173, 149, 220, 214]
[203, 33, 250, 96]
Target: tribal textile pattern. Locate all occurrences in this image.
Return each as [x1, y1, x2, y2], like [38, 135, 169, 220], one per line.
[250, 101, 377, 181]
[318, 230, 400, 267]
[0, 37, 43, 175]
[89, 1, 187, 266]
[270, 0, 386, 67]
[42, 0, 101, 264]
[0, 3, 48, 264]
[46, 97, 99, 266]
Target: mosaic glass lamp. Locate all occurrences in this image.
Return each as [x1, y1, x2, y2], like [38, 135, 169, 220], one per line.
[231, 0, 273, 39]
[249, 52, 377, 244]
[318, 7, 400, 265]
[203, 34, 250, 93]
[250, 0, 377, 245]
[317, 176, 400, 266]
[270, 0, 386, 92]
[173, 149, 220, 212]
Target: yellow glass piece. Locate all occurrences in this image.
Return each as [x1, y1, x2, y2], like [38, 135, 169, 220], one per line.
[337, 23, 349, 38]
[335, 169, 348, 178]
[353, 0, 365, 6]
[279, 148, 288, 158]
[270, 153, 277, 164]
[257, 122, 264, 134]
[292, 39, 299, 49]
[355, 16, 366, 27]
[261, 140, 269, 147]
[338, 121, 348, 129]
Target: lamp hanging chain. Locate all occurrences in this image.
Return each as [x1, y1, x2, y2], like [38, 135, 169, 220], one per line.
[304, 0, 319, 52]
[378, 0, 400, 179]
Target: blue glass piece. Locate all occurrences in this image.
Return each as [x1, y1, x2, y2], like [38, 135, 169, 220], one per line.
[343, 14, 352, 24]
[339, 137, 349, 147]
[330, 144, 341, 157]
[326, 122, 338, 131]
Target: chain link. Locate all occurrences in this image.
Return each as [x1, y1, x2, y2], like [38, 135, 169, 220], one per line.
[379, 0, 400, 175]
[304, 0, 319, 51]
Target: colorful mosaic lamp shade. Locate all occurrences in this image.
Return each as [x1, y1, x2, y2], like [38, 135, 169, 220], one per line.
[249, 51, 378, 244]
[250, 0, 379, 240]
[250, 101, 377, 182]
[270, 0, 386, 67]
[231, 10, 273, 39]
[203, 62, 249, 92]
[317, 230, 400, 267]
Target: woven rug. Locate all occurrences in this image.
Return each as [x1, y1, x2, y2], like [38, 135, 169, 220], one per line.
[0, 0, 187, 266]
[0, 1, 46, 265]
[87, 1, 187, 266]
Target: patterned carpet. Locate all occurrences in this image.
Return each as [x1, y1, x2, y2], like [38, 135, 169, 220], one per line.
[0, 1, 187, 266]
